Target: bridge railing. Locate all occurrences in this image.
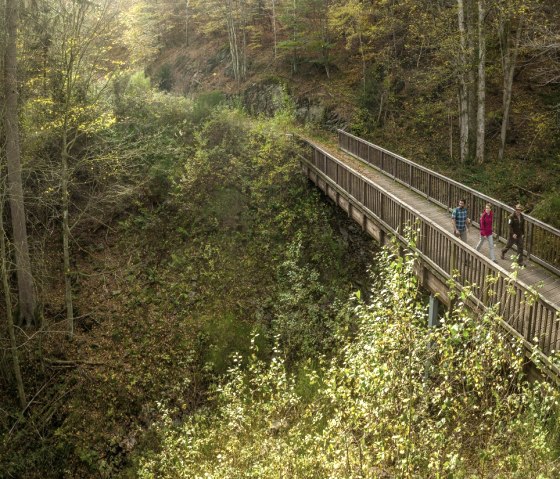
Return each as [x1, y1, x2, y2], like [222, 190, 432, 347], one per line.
[338, 129, 560, 276]
[299, 138, 560, 376]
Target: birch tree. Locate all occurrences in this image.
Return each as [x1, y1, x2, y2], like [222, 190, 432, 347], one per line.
[198, 0, 255, 82]
[184, 0, 190, 46]
[475, 0, 486, 164]
[271, 0, 278, 59]
[457, 0, 471, 163]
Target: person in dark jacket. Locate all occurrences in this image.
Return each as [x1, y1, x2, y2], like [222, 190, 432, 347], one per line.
[501, 203, 525, 266]
[476, 203, 496, 262]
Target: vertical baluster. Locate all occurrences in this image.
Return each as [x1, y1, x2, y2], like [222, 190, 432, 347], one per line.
[546, 307, 556, 354]
[553, 311, 560, 352]
[526, 222, 533, 261]
[427, 174, 432, 200]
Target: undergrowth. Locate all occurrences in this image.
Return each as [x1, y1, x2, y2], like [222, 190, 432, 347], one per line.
[136, 239, 560, 479]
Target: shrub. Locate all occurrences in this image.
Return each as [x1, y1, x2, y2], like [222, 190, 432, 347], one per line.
[135, 238, 560, 478]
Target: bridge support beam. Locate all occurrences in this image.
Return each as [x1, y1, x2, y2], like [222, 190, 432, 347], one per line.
[428, 294, 440, 328]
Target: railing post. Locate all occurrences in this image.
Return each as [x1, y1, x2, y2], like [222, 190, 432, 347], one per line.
[419, 221, 427, 254]
[526, 222, 534, 260]
[450, 241, 457, 274]
[427, 173, 432, 200]
[496, 207, 503, 241]
[336, 163, 339, 184]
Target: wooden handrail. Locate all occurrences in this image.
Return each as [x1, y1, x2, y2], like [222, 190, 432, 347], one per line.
[298, 137, 560, 379]
[338, 129, 560, 276]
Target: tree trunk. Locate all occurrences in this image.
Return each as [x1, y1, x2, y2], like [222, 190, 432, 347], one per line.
[226, 0, 241, 82]
[0, 191, 27, 410]
[271, 0, 277, 59]
[322, 0, 330, 79]
[475, 0, 485, 164]
[358, 29, 366, 95]
[4, 0, 37, 327]
[240, 0, 247, 79]
[457, 0, 469, 163]
[185, 0, 189, 47]
[499, 19, 522, 162]
[449, 110, 454, 160]
[465, 0, 477, 161]
[292, 0, 297, 74]
[61, 130, 74, 339]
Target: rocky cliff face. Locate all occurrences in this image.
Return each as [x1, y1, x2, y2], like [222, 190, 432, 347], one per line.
[242, 78, 345, 130]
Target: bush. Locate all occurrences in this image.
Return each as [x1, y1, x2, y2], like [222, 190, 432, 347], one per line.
[531, 190, 560, 229]
[135, 238, 560, 478]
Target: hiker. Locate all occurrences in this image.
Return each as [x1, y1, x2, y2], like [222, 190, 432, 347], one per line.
[475, 203, 496, 262]
[501, 203, 525, 266]
[451, 198, 470, 241]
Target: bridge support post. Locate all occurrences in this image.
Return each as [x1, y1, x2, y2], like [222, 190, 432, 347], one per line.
[428, 294, 440, 328]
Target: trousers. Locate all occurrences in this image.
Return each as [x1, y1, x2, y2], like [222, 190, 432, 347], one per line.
[502, 235, 524, 264]
[475, 234, 496, 261]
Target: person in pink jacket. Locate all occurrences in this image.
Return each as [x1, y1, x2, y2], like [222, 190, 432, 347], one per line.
[476, 203, 496, 262]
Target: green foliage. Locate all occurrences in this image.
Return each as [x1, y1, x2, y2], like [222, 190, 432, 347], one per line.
[155, 64, 174, 92]
[0, 97, 371, 477]
[191, 91, 227, 124]
[199, 313, 269, 375]
[135, 239, 560, 478]
[531, 190, 560, 229]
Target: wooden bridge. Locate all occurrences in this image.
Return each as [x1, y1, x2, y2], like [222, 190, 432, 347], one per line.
[297, 130, 560, 379]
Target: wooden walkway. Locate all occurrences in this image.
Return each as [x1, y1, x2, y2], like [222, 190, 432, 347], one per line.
[298, 132, 560, 378]
[332, 142, 560, 308]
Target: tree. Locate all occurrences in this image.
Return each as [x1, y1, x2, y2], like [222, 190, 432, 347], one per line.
[475, 0, 486, 164]
[456, 0, 487, 164]
[278, 0, 304, 74]
[271, 0, 278, 59]
[330, 0, 373, 94]
[27, 0, 122, 337]
[497, 0, 525, 161]
[120, 0, 162, 69]
[190, 0, 258, 82]
[457, 0, 472, 163]
[0, 178, 26, 410]
[3, 0, 38, 327]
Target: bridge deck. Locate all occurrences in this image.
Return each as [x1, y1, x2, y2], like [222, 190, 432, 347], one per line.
[316, 140, 560, 309]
